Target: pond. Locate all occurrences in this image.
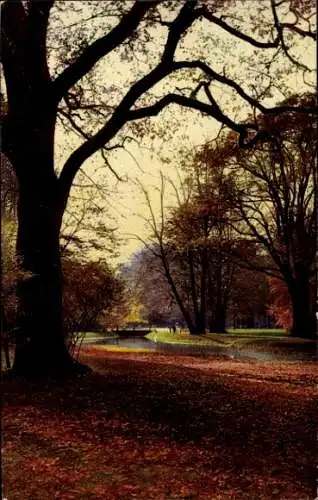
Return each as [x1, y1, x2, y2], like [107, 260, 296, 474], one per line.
[86, 336, 316, 362]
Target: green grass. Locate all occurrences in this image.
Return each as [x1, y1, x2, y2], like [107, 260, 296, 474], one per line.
[147, 328, 289, 349]
[226, 328, 287, 337]
[147, 330, 225, 346]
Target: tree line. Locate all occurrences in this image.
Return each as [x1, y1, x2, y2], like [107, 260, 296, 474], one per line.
[136, 93, 316, 338]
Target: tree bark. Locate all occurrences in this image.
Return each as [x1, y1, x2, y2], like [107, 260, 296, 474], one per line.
[197, 246, 208, 334]
[1, 303, 11, 370]
[288, 279, 316, 339]
[3, 28, 92, 377]
[12, 179, 81, 377]
[187, 249, 200, 330]
[208, 258, 228, 333]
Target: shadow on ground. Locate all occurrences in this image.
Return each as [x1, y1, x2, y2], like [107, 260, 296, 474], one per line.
[3, 351, 317, 499]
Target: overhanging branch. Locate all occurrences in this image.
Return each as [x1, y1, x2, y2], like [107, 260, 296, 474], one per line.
[58, 2, 197, 202]
[172, 60, 317, 116]
[198, 6, 280, 48]
[58, 0, 317, 205]
[127, 92, 252, 133]
[51, 1, 157, 103]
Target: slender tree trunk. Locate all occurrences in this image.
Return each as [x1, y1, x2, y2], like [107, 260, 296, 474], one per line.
[288, 278, 316, 339]
[161, 256, 197, 334]
[187, 249, 200, 329]
[196, 247, 207, 334]
[208, 260, 227, 333]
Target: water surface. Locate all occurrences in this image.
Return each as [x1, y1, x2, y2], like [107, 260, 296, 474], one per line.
[86, 336, 316, 362]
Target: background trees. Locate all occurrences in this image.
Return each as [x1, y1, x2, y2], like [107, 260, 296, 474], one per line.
[137, 92, 316, 338]
[198, 93, 317, 338]
[229, 266, 273, 329]
[137, 169, 261, 333]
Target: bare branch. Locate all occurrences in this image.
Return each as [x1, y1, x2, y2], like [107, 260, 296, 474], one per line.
[58, 107, 124, 181]
[162, 0, 197, 64]
[172, 60, 317, 116]
[128, 92, 252, 134]
[58, 2, 200, 201]
[125, 233, 161, 258]
[198, 6, 280, 48]
[58, 1, 317, 204]
[281, 23, 316, 40]
[100, 149, 123, 182]
[270, 0, 314, 72]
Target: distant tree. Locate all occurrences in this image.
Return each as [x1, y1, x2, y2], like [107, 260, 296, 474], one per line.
[229, 264, 273, 328]
[123, 248, 183, 327]
[1, 153, 19, 217]
[137, 169, 238, 334]
[176, 162, 242, 333]
[60, 177, 120, 262]
[136, 173, 206, 334]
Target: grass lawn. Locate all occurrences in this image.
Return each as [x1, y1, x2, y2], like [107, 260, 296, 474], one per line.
[148, 328, 287, 343]
[147, 328, 288, 348]
[226, 328, 287, 337]
[3, 348, 317, 499]
[146, 329, 316, 358]
[147, 329, 226, 346]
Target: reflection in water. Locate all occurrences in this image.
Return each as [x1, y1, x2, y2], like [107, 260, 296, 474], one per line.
[89, 336, 315, 362]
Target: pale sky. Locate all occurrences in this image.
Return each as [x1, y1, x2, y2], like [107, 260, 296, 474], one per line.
[52, 1, 316, 266]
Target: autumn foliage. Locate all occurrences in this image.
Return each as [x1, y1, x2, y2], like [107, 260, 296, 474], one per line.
[3, 350, 317, 499]
[268, 278, 292, 330]
[62, 257, 125, 337]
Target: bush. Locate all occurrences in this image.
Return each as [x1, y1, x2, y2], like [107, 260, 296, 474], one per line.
[62, 257, 125, 355]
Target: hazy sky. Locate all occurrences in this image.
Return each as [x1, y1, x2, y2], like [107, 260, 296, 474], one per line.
[52, 1, 315, 266]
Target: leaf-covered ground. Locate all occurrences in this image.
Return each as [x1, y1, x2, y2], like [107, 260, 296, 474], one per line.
[3, 347, 317, 499]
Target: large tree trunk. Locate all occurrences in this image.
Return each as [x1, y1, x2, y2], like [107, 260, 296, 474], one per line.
[4, 77, 91, 377]
[12, 180, 81, 377]
[288, 279, 316, 339]
[1, 303, 11, 370]
[1, 0, 90, 378]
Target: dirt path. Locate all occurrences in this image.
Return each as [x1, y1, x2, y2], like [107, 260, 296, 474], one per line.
[3, 349, 317, 499]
